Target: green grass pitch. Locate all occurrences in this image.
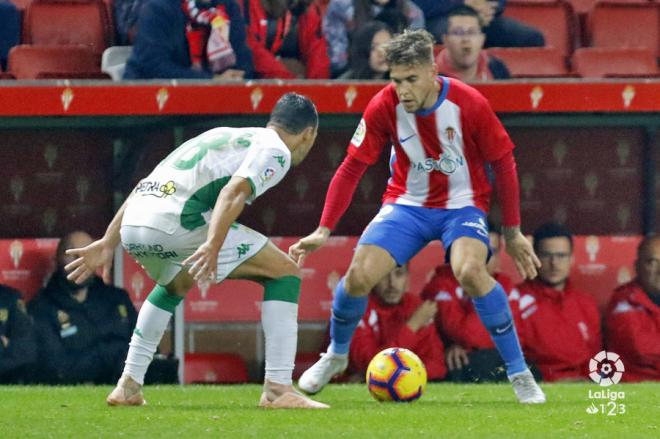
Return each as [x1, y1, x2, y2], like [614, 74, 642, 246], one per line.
[1, 383, 658, 438]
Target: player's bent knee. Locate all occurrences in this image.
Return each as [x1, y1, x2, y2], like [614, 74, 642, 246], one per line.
[453, 259, 486, 291]
[344, 267, 374, 297]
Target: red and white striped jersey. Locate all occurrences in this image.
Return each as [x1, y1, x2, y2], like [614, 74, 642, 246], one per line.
[347, 76, 514, 212]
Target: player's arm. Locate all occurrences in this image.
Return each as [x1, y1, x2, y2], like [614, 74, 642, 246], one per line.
[65, 194, 134, 285]
[493, 152, 540, 280]
[183, 177, 251, 281]
[289, 155, 369, 264]
[471, 89, 540, 279]
[289, 92, 391, 264]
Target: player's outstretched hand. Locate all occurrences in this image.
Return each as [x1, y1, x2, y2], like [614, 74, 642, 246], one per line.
[503, 228, 541, 280]
[183, 241, 219, 282]
[65, 238, 115, 285]
[288, 226, 331, 266]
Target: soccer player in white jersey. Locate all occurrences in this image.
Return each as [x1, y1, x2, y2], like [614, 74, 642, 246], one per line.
[290, 30, 546, 404]
[65, 93, 328, 409]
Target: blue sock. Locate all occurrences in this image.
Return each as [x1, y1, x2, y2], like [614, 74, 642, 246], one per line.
[472, 282, 527, 376]
[328, 278, 368, 355]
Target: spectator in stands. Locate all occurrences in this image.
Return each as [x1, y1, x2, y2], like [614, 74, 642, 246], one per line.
[0, 285, 37, 383]
[435, 6, 509, 81]
[243, 0, 330, 79]
[29, 231, 138, 384]
[605, 236, 660, 382]
[0, 0, 20, 72]
[338, 21, 393, 80]
[412, 0, 544, 49]
[324, 0, 425, 77]
[124, 0, 254, 80]
[350, 264, 447, 380]
[421, 227, 522, 382]
[516, 223, 602, 382]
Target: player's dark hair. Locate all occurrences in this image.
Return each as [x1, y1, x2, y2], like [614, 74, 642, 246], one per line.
[384, 28, 435, 67]
[532, 222, 574, 254]
[443, 5, 482, 33]
[268, 93, 318, 134]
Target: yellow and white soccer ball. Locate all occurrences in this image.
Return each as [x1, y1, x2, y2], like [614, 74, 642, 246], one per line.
[366, 347, 427, 402]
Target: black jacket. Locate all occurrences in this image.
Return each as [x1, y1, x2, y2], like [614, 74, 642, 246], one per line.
[0, 286, 37, 383]
[29, 272, 137, 384]
[124, 0, 254, 79]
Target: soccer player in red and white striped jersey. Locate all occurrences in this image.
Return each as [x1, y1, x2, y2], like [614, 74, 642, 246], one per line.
[290, 29, 545, 403]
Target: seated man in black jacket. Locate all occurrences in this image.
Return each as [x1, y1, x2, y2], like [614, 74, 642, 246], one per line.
[0, 285, 37, 383]
[30, 231, 138, 384]
[123, 0, 254, 79]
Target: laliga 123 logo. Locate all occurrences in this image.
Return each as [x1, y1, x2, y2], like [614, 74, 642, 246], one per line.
[589, 350, 624, 386]
[586, 351, 626, 416]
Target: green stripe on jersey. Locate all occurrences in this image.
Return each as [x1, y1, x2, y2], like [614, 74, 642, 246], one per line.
[180, 176, 230, 230]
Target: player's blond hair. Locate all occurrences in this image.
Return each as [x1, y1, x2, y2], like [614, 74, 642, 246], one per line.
[384, 29, 435, 67]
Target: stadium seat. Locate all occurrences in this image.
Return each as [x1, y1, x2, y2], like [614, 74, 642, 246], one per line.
[504, 0, 578, 57]
[101, 45, 132, 80]
[0, 72, 16, 79]
[587, 1, 659, 55]
[572, 47, 659, 78]
[23, 0, 112, 56]
[184, 353, 249, 384]
[487, 47, 572, 77]
[7, 45, 101, 79]
[8, 0, 32, 11]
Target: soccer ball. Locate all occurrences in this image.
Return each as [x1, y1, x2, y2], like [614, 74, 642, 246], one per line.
[366, 347, 427, 402]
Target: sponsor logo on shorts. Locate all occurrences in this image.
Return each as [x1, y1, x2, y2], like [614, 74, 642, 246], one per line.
[237, 243, 253, 258]
[135, 180, 177, 198]
[460, 218, 488, 238]
[125, 243, 179, 259]
[413, 154, 464, 175]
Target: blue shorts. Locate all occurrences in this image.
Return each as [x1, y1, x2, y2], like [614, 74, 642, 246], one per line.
[358, 204, 491, 266]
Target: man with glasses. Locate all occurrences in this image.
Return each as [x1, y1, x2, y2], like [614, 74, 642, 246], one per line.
[517, 223, 602, 382]
[605, 236, 660, 382]
[435, 6, 510, 82]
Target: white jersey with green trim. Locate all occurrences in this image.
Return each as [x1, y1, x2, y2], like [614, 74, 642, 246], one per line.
[122, 127, 291, 234]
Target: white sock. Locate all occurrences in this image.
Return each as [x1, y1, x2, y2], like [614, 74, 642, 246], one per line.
[123, 300, 172, 385]
[261, 300, 298, 386]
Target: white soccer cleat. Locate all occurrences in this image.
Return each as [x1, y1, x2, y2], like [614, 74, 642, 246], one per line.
[298, 352, 348, 395]
[509, 369, 546, 404]
[106, 374, 146, 406]
[259, 391, 330, 409]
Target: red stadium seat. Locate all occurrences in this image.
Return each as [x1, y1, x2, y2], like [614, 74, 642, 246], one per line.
[23, 0, 112, 56]
[8, 45, 101, 79]
[8, 0, 32, 11]
[503, 0, 578, 57]
[184, 353, 250, 384]
[0, 72, 16, 79]
[487, 47, 573, 77]
[587, 1, 659, 54]
[572, 47, 659, 78]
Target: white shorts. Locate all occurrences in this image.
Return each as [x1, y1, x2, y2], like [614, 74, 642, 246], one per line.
[120, 223, 268, 285]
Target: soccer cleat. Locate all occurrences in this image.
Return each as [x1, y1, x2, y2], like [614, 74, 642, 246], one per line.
[298, 352, 348, 395]
[508, 369, 546, 404]
[258, 391, 330, 409]
[106, 374, 146, 406]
